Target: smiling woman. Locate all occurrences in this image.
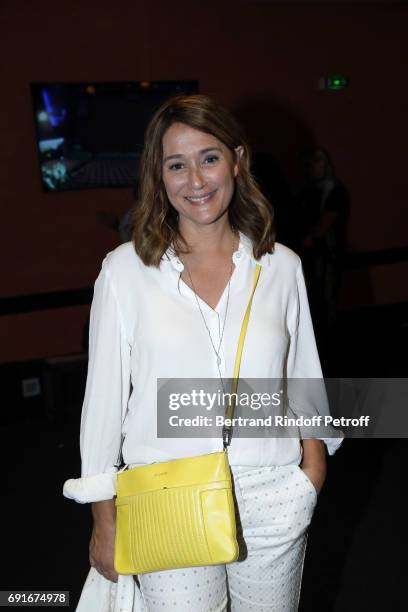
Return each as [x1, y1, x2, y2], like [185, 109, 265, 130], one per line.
[161, 123, 241, 229]
[132, 94, 274, 266]
[63, 94, 342, 612]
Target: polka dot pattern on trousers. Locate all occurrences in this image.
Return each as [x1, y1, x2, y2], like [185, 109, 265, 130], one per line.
[136, 464, 317, 611]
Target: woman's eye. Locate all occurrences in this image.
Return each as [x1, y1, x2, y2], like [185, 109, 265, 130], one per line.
[168, 162, 184, 171]
[203, 155, 219, 165]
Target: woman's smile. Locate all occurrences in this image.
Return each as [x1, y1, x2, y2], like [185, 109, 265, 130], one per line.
[184, 189, 218, 204]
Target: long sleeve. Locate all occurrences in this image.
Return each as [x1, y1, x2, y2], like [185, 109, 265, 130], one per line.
[286, 260, 343, 455]
[63, 257, 131, 503]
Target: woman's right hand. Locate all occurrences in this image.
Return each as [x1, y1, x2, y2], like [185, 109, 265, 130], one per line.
[89, 500, 118, 583]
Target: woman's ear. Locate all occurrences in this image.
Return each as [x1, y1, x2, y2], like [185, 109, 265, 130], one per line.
[233, 146, 245, 177]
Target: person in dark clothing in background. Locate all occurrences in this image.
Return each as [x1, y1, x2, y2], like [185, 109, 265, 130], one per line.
[296, 147, 350, 364]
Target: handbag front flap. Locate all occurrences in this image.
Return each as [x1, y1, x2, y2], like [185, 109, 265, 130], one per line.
[116, 451, 230, 498]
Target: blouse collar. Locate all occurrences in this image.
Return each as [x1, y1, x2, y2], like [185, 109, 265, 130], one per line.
[161, 231, 270, 272]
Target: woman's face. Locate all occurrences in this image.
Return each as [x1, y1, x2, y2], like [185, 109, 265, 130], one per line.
[161, 122, 242, 229]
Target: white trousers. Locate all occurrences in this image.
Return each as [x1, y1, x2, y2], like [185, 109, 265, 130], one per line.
[137, 464, 317, 612]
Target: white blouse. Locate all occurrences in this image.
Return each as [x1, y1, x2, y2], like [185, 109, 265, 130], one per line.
[63, 233, 342, 504]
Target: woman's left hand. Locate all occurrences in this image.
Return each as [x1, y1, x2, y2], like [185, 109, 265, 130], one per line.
[301, 463, 326, 496]
[301, 439, 327, 496]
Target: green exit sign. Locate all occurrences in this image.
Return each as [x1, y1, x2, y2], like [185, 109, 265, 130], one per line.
[319, 75, 349, 90]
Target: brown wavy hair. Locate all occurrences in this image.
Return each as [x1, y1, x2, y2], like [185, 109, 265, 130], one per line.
[132, 94, 275, 266]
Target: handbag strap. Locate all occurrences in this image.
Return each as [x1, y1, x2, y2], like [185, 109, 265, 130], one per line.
[222, 264, 262, 450]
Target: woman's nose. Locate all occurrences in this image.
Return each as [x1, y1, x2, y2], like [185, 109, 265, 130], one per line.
[188, 165, 206, 190]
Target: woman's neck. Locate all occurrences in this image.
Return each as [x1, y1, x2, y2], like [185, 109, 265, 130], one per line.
[178, 220, 236, 258]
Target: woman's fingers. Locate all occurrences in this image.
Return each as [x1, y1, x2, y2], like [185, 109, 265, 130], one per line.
[301, 465, 326, 495]
[96, 566, 118, 583]
[90, 556, 119, 583]
[89, 522, 118, 582]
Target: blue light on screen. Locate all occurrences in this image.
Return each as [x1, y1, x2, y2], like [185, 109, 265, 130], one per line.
[41, 89, 67, 127]
[39, 137, 64, 153]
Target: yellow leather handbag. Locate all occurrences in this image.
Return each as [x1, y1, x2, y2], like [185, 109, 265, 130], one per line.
[114, 265, 261, 575]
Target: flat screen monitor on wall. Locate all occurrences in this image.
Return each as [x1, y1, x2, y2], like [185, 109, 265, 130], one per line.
[30, 80, 199, 192]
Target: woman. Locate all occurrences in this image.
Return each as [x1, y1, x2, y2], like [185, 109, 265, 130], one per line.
[64, 95, 342, 611]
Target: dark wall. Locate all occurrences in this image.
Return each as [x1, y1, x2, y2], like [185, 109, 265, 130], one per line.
[1, 0, 407, 362]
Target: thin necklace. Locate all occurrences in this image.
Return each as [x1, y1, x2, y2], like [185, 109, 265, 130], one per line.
[183, 232, 236, 377]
